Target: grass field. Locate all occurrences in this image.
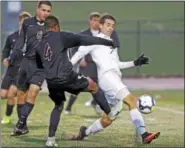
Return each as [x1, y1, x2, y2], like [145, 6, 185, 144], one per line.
[1, 90, 184, 147]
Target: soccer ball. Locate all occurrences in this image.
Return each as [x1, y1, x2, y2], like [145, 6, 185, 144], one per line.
[137, 94, 156, 114]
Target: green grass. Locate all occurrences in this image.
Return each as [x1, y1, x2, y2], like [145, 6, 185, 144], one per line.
[1, 90, 184, 147]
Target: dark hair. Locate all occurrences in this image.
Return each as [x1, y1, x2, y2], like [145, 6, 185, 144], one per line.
[37, 0, 52, 8]
[45, 15, 59, 28]
[89, 12, 100, 20]
[100, 14, 116, 24]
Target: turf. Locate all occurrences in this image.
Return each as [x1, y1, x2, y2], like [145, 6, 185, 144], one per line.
[1, 90, 184, 147]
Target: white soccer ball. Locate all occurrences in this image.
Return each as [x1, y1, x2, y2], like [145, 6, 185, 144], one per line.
[137, 94, 156, 114]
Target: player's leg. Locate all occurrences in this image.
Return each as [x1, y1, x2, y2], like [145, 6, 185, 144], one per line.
[45, 87, 65, 147]
[19, 70, 44, 123]
[108, 72, 160, 143]
[11, 70, 44, 136]
[71, 101, 122, 140]
[90, 88, 106, 114]
[118, 91, 160, 143]
[1, 71, 15, 124]
[100, 71, 159, 143]
[86, 74, 111, 114]
[64, 94, 78, 115]
[16, 90, 27, 119]
[78, 76, 111, 115]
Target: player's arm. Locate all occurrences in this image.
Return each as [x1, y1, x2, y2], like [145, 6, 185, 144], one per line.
[60, 32, 116, 49]
[2, 35, 11, 61]
[70, 46, 94, 66]
[111, 48, 135, 69]
[119, 61, 135, 69]
[2, 35, 12, 67]
[10, 21, 27, 61]
[119, 54, 149, 69]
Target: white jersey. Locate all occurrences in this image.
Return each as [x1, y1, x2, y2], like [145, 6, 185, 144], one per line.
[71, 33, 134, 79]
[71, 32, 134, 105]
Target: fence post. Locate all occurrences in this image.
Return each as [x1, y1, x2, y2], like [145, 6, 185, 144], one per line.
[135, 20, 141, 75]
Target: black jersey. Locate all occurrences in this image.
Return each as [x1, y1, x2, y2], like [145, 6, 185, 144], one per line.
[36, 31, 115, 83]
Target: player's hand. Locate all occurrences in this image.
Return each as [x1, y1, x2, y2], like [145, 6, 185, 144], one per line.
[3, 58, 9, 67]
[134, 54, 149, 66]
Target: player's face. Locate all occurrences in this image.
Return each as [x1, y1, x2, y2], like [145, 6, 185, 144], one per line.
[37, 4, 51, 21]
[89, 16, 100, 30]
[100, 19, 115, 36]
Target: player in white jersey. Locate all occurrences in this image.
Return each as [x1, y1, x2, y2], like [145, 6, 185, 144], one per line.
[70, 14, 160, 144]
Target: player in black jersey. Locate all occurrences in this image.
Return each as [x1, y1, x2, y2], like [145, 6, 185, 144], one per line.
[1, 11, 31, 124]
[11, 1, 52, 136]
[35, 16, 116, 147]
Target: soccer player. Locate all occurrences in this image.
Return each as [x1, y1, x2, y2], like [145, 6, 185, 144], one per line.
[64, 12, 120, 115]
[1, 11, 32, 124]
[70, 14, 160, 144]
[10, 1, 52, 136]
[34, 15, 117, 147]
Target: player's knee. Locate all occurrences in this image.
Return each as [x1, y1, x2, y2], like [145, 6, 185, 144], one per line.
[100, 113, 113, 128]
[17, 90, 27, 104]
[7, 86, 17, 99]
[28, 84, 40, 98]
[7, 97, 15, 105]
[0, 90, 8, 99]
[123, 94, 137, 110]
[55, 102, 64, 111]
[87, 78, 98, 94]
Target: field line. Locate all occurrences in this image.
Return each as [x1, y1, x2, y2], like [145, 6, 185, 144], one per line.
[155, 106, 184, 115]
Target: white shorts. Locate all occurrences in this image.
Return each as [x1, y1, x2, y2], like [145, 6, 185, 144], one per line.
[99, 70, 130, 103]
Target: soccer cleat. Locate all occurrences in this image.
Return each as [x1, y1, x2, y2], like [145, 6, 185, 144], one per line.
[11, 122, 29, 136]
[69, 126, 88, 140]
[142, 132, 160, 144]
[45, 137, 58, 147]
[64, 110, 71, 115]
[1, 115, 11, 124]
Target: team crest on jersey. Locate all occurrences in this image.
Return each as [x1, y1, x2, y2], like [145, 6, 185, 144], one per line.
[36, 31, 43, 40]
[37, 22, 45, 26]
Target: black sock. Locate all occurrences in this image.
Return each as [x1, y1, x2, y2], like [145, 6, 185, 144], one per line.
[141, 132, 149, 139]
[92, 88, 111, 114]
[65, 95, 77, 111]
[19, 102, 34, 125]
[17, 104, 24, 119]
[49, 104, 64, 137]
[5, 104, 14, 116]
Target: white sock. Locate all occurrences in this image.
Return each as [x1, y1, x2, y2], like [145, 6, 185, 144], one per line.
[129, 108, 147, 135]
[85, 119, 104, 135]
[47, 136, 56, 142]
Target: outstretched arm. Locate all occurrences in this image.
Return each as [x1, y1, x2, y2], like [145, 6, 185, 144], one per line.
[119, 54, 149, 69]
[119, 61, 135, 69]
[61, 32, 115, 49]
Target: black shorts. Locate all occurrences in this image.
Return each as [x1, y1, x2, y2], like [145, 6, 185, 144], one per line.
[47, 73, 89, 105]
[17, 58, 45, 91]
[1, 65, 19, 90]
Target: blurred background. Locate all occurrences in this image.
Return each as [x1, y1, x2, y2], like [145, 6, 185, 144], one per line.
[1, 1, 184, 77]
[1, 2, 184, 147]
